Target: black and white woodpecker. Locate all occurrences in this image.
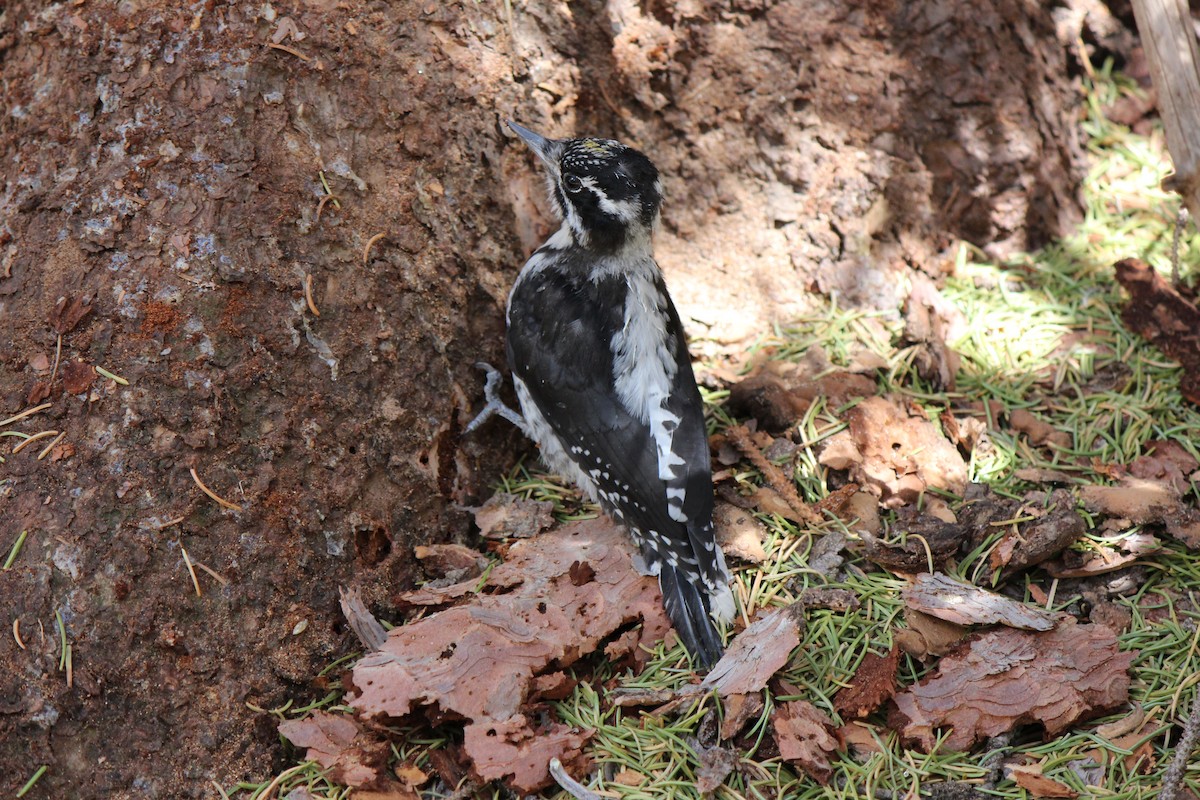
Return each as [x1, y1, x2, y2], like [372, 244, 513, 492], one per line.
[468, 121, 734, 667]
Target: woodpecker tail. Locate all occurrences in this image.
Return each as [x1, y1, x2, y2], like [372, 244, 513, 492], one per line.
[658, 563, 725, 668]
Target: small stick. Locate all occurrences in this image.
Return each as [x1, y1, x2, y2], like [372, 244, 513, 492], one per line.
[95, 365, 129, 385]
[0, 402, 52, 428]
[211, 780, 232, 800]
[193, 559, 230, 586]
[3, 530, 28, 569]
[37, 430, 67, 460]
[13, 618, 25, 649]
[315, 193, 339, 222]
[155, 515, 186, 529]
[363, 232, 386, 265]
[1160, 687, 1200, 800]
[189, 467, 244, 511]
[180, 544, 203, 597]
[11, 430, 58, 454]
[48, 334, 62, 391]
[304, 274, 320, 317]
[267, 42, 310, 61]
[548, 758, 603, 800]
[65, 643, 73, 689]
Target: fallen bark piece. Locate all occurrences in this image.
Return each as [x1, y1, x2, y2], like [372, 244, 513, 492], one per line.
[694, 741, 738, 793]
[720, 691, 765, 741]
[278, 711, 387, 788]
[1046, 532, 1160, 578]
[348, 519, 669, 792]
[862, 512, 965, 573]
[893, 621, 1133, 751]
[1008, 409, 1072, 450]
[818, 396, 967, 507]
[902, 272, 965, 391]
[714, 502, 768, 563]
[838, 721, 886, 756]
[834, 645, 900, 720]
[414, 543, 489, 580]
[1080, 477, 1200, 548]
[1114, 258, 1200, 404]
[62, 359, 96, 395]
[988, 490, 1086, 577]
[702, 603, 804, 697]
[49, 293, 93, 334]
[1004, 763, 1079, 798]
[772, 699, 840, 784]
[798, 587, 860, 613]
[1128, 439, 1198, 494]
[464, 715, 591, 792]
[474, 493, 555, 539]
[895, 608, 970, 659]
[903, 572, 1060, 630]
[339, 586, 388, 651]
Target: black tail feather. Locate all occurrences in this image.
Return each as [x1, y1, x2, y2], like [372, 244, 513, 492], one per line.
[659, 563, 724, 668]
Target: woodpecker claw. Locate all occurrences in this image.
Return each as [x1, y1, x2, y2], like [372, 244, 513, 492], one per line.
[465, 362, 528, 434]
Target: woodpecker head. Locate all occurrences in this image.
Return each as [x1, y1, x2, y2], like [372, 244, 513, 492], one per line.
[509, 120, 663, 253]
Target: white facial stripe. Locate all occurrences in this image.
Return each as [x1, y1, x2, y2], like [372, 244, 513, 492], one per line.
[572, 176, 640, 223]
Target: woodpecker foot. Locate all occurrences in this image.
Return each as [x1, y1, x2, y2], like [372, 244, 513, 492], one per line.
[465, 362, 527, 434]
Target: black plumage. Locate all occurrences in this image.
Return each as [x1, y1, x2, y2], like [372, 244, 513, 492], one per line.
[471, 121, 733, 667]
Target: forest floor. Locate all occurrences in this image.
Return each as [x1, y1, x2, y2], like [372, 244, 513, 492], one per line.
[227, 69, 1200, 800]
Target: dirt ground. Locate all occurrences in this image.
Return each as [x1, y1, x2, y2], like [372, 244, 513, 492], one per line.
[0, 1, 1112, 796]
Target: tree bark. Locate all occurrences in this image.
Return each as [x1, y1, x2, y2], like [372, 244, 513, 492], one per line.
[1130, 0, 1200, 221]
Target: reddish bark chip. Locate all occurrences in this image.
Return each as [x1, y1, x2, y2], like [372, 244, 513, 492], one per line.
[772, 699, 840, 784]
[818, 395, 967, 507]
[720, 692, 765, 741]
[702, 603, 804, 697]
[1114, 258, 1200, 404]
[348, 519, 669, 792]
[1005, 763, 1079, 798]
[892, 620, 1133, 751]
[278, 711, 387, 788]
[62, 359, 95, 395]
[834, 645, 900, 719]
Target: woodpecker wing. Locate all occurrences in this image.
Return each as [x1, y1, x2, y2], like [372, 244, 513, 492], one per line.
[507, 261, 726, 662]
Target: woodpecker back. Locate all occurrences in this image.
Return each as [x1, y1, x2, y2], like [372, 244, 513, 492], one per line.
[502, 121, 733, 667]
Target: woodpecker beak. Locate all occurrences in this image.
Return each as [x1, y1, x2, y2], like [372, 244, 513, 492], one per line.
[508, 120, 562, 167]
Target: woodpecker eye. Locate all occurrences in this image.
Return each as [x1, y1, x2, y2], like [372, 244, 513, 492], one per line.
[563, 174, 584, 193]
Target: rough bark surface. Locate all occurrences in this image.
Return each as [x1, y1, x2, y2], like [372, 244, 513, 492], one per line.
[0, 0, 1092, 795]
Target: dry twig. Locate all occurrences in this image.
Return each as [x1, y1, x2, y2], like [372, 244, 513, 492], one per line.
[189, 467, 244, 511]
[726, 425, 822, 525]
[0, 402, 52, 428]
[363, 232, 386, 265]
[267, 42, 310, 61]
[36, 430, 66, 460]
[304, 273, 320, 317]
[1160, 687, 1200, 800]
[11, 430, 59, 454]
[180, 544, 203, 597]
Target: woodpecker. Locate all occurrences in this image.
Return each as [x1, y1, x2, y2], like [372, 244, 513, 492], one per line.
[468, 120, 734, 667]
